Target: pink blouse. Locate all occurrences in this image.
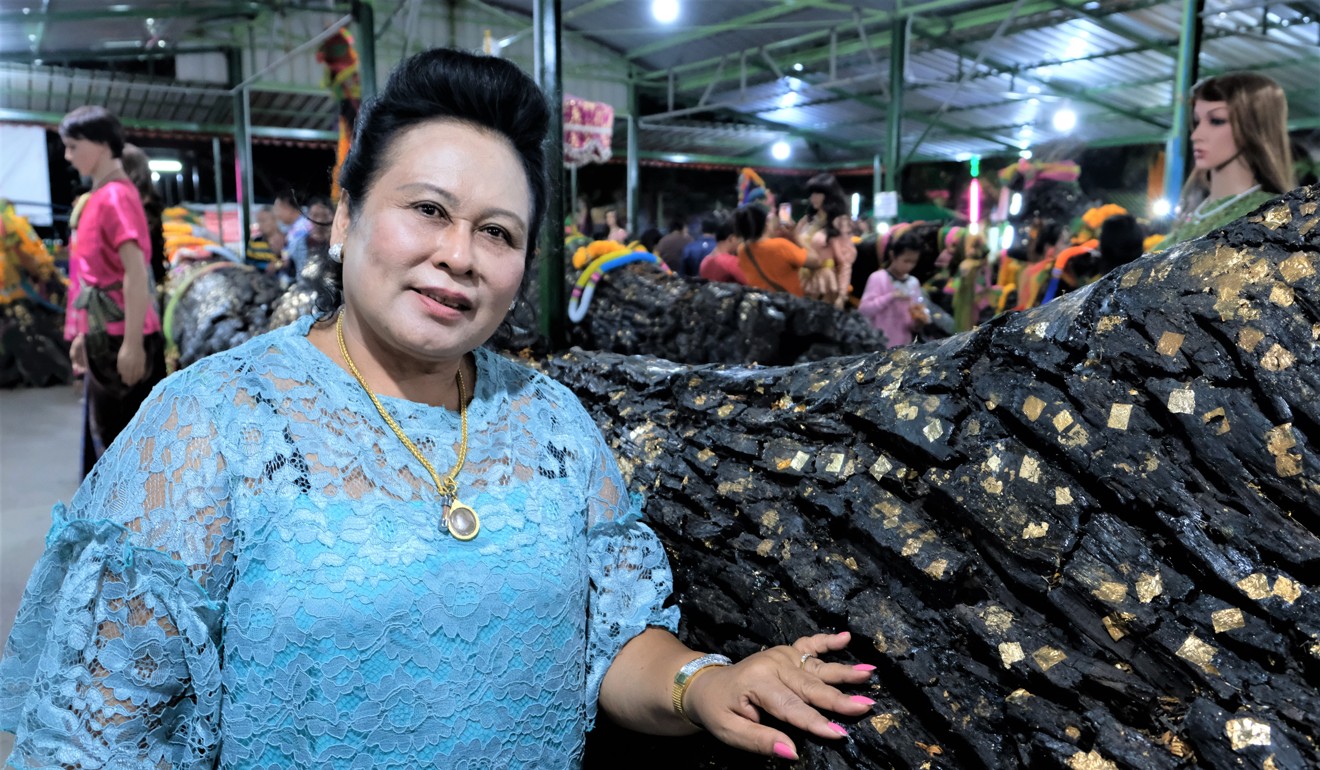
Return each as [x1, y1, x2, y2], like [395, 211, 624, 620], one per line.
[65, 178, 160, 340]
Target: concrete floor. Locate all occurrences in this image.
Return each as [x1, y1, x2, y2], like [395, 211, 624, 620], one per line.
[0, 383, 84, 762]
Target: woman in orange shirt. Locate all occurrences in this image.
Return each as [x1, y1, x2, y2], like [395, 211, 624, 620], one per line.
[733, 203, 825, 296]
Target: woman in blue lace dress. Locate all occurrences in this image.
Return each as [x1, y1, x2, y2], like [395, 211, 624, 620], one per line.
[0, 49, 875, 768]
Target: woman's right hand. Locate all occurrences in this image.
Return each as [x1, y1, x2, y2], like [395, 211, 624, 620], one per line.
[70, 333, 87, 375]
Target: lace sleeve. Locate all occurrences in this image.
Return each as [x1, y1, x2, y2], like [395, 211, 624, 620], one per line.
[0, 378, 231, 769]
[578, 403, 680, 725]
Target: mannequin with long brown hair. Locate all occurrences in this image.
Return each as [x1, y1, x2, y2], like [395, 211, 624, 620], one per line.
[1157, 72, 1296, 250]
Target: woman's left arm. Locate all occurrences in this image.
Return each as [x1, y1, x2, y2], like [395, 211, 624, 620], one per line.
[117, 240, 149, 385]
[599, 627, 874, 759]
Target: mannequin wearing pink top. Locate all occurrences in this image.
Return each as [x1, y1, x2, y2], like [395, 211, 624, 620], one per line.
[60, 105, 165, 477]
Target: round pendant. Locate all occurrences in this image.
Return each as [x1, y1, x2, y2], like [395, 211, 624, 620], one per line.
[446, 499, 480, 541]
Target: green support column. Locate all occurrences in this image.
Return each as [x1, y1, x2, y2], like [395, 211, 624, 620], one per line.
[353, 0, 377, 101]
[884, 17, 906, 209]
[534, 0, 566, 350]
[626, 82, 639, 236]
[1165, 0, 1205, 210]
[872, 152, 882, 220]
[227, 49, 251, 260]
[212, 137, 225, 244]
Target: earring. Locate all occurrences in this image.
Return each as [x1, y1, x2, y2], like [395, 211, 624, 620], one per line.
[328, 243, 343, 263]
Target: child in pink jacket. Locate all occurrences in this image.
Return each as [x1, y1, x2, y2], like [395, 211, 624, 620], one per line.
[860, 238, 929, 348]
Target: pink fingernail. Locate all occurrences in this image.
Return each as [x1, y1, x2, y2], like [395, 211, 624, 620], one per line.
[853, 664, 876, 672]
[828, 722, 849, 736]
[773, 741, 798, 759]
[850, 695, 876, 706]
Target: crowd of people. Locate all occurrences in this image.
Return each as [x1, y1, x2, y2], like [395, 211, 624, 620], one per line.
[569, 70, 1300, 351]
[0, 49, 1307, 766]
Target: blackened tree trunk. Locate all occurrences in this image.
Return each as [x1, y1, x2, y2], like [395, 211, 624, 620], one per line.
[566, 266, 887, 365]
[568, 187, 1320, 768]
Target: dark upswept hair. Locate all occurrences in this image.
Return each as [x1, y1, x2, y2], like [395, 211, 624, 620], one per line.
[59, 105, 125, 158]
[338, 48, 551, 264]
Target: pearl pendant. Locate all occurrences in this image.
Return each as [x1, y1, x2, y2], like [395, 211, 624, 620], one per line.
[446, 499, 480, 541]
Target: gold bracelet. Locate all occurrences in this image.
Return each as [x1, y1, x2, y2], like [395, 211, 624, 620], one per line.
[671, 653, 732, 727]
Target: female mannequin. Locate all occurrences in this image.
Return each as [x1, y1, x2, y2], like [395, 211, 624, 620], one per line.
[1157, 73, 1295, 250]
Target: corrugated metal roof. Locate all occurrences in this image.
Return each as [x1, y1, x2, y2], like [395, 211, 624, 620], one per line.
[1, 0, 1318, 168]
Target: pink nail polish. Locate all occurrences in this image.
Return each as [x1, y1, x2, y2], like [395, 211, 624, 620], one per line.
[828, 722, 849, 736]
[850, 695, 876, 706]
[853, 664, 876, 672]
[773, 741, 798, 760]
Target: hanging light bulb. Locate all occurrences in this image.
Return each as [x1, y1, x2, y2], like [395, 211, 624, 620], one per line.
[652, 0, 679, 23]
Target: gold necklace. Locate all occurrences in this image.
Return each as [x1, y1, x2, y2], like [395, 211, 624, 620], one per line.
[335, 311, 480, 541]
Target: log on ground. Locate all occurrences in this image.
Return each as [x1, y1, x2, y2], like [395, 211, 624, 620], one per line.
[567, 265, 887, 365]
[567, 188, 1320, 768]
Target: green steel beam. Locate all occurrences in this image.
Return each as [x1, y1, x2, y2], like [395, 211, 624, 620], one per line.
[625, 0, 854, 61]
[0, 106, 330, 140]
[0, 3, 264, 24]
[0, 46, 231, 63]
[564, 0, 625, 22]
[534, 0, 566, 351]
[638, 0, 1065, 86]
[1165, 0, 1204, 205]
[1051, 0, 1161, 47]
[798, 78, 1022, 152]
[884, 18, 905, 196]
[353, 0, 377, 100]
[908, 18, 1170, 131]
[626, 83, 638, 233]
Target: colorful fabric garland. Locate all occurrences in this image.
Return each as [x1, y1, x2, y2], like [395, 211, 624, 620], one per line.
[567, 247, 669, 323]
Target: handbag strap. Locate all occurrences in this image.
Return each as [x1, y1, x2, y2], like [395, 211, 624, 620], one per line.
[745, 241, 789, 293]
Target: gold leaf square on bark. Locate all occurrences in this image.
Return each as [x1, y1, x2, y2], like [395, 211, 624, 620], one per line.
[1168, 388, 1196, 414]
[1157, 331, 1185, 356]
[1211, 608, 1245, 633]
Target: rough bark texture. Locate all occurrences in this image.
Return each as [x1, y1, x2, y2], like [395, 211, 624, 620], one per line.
[169, 261, 283, 367]
[565, 187, 1320, 769]
[566, 265, 887, 365]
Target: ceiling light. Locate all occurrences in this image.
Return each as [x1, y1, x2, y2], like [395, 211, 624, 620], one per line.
[1009, 193, 1023, 215]
[793, 62, 803, 71]
[779, 91, 799, 108]
[32, 58, 42, 65]
[771, 141, 791, 161]
[651, 0, 679, 23]
[149, 159, 183, 173]
[1028, 98, 1039, 106]
[1151, 198, 1172, 218]
[1027, 85, 1041, 94]
[1052, 109, 1077, 132]
[1018, 149, 1033, 160]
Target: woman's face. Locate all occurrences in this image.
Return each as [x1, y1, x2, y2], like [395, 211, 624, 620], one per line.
[810, 192, 825, 211]
[889, 250, 919, 279]
[334, 119, 530, 367]
[606, 210, 617, 227]
[62, 136, 108, 178]
[1190, 99, 1238, 172]
[307, 202, 333, 243]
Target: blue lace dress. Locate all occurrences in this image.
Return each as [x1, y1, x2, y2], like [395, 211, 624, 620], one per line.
[0, 315, 679, 768]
